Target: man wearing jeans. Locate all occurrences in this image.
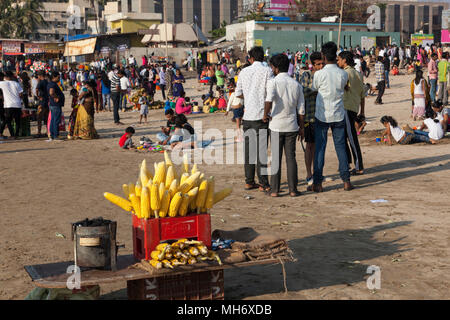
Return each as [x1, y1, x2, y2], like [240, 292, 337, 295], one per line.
[263, 54, 305, 197]
[0, 71, 24, 139]
[235, 46, 273, 192]
[374, 56, 385, 105]
[47, 72, 65, 141]
[110, 69, 123, 125]
[428, 53, 438, 102]
[308, 42, 353, 193]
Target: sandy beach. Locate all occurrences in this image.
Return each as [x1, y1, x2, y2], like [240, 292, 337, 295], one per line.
[0, 70, 449, 300]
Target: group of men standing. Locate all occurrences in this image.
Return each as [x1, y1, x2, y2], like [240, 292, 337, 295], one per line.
[236, 42, 365, 196]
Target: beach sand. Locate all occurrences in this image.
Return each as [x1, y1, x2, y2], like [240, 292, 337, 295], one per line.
[0, 70, 449, 299]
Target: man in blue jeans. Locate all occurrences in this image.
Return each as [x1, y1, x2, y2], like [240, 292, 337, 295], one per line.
[307, 42, 354, 192]
[47, 71, 65, 141]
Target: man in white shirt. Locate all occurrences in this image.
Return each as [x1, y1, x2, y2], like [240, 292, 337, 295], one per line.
[128, 55, 135, 66]
[263, 54, 305, 197]
[0, 71, 24, 139]
[308, 42, 353, 192]
[120, 70, 131, 111]
[235, 46, 273, 191]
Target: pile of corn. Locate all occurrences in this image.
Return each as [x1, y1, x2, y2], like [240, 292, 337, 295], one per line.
[104, 152, 232, 218]
[148, 239, 222, 269]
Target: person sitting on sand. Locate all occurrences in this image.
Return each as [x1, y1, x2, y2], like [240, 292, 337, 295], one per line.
[170, 114, 214, 150]
[413, 108, 444, 144]
[380, 115, 430, 145]
[119, 126, 136, 149]
[355, 114, 367, 135]
[431, 100, 449, 133]
[175, 91, 192, 115]
[156, 109, 177, 145]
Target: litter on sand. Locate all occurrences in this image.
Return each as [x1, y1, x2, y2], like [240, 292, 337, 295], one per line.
[370, 199, 388, 203]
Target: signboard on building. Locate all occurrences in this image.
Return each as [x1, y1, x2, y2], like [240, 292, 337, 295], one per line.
[44, 43, 63, 54]
[2, 41, 22, 55]
[410, 34, 434, 46]
[64, 38, 97, 56]
[25, 43, 44, 54]
[268, 0, 291, 11]
[117, 44, 128, 52]
[254, 39, 263, 46]
[442, 30, 450, 44]
[361, 36, 376, 50]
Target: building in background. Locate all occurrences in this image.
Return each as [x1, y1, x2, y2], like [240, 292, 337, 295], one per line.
[33, 0, 101, 41]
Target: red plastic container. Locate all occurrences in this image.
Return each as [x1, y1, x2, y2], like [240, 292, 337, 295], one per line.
[127, 269, 224, 300]
[132, 214, 212, 261]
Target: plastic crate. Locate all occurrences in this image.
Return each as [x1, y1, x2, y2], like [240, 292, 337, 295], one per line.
[127, 269, 224, 300]
[132, 213, 212, 261]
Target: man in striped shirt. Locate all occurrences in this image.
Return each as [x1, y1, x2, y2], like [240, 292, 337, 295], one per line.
[110, 69, 124, 125]
[374, 56, 385, 105]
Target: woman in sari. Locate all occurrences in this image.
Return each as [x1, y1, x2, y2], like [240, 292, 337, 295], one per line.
[73, 80, 99, 140]
[172, 69, 185, 97]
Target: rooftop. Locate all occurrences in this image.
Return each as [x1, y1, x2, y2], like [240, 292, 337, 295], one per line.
[255, 21, 368, 27]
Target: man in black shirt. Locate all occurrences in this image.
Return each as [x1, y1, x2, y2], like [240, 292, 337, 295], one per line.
[157, 109, 176, 145]
[47, 71, 65, 141]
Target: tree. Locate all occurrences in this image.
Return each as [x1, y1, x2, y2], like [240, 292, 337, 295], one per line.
[0, 0, 46, 39]
[210, 21, 228, 40]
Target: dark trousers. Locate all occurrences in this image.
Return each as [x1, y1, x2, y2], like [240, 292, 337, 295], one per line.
[159, 84, 166, 100]
[376, 80, 385, 103]
[344, 110, 364, 171]
[270, 131, 299, 193]
[243, 120, 269, 188]
[49, 106, 62, 139]
[111, 92, 121, 123]
[0, 108, 21, 137]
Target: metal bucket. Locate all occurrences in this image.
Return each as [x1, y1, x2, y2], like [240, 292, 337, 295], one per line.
[71, 217, 118, 271]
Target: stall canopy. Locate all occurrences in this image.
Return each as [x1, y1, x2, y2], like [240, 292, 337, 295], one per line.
[64, 37, 97, 57]
[141, 23, 209, 44]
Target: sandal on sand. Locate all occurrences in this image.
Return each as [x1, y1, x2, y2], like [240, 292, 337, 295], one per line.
[350, 169, 364, 176]
[289, 191, 302, 197]
[259, 185, 271, 192]
[244, 183, 259, 190]
[307, 184, 323, 193]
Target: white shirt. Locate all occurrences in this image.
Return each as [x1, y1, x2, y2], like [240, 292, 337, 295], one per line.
[379, 49, 385, 57]
[235, 61, 273, 121]
[128, 57, 134, 65]
[108, 70, 115, 81]
[390, 125, 405, 142]
[312, 64, 348, 123]
[120, 77, 131, 91]
[265, 73, 305, 132]
[0, 81, 23, 109]
[424, 118, 444, 140]
[354, 58, 361, 73]
[31, 78, 39, 96]
[226, 92, 243, 112]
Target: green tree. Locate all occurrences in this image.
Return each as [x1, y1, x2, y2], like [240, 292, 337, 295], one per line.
[0, 0, 46, 39]
[210, 21, 228, 40]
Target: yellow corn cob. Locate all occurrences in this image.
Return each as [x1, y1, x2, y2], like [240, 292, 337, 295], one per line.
[156, 243, 170, 251]
[128, 183, 135, 198]
[151, 250, 165, 261]
[178, 257, 187, 265]
[197, 245, 209, 256]
[187, 187, 199, 210]
[129, 194, 141, 218]
[207, 250, 223, 265]
[153, 162, 158, 174]
[158, 190, 170, 218]
[122, 184, 129, 199]
[153, 162, 166, 185]
[176, 239, 188, 249]
[187, 257, 197, 265]
[204, 176, 215, 210]
[159, 182, 166, 200]
[178, 194, 190, 217]
[185, 240, 203, 245]
[179, 172, 201, 194]
[103, 192, 133, 212]
[180, 173, 190, 186]
[173, 249, 188, 259]
[149, 259, 163, 269]
[140, 162, 150, 187]
[168, 179, 178, 197]
[188, 246, 200, 256]
[135, 181, 142, 197]
[182, 249, 191, 257]
[162, 259, 174, 269]
[168, 192, 183, 217]
[191, 163, 198, 174]
[164, 150, 173, 167]
[199, 173, 205, 181]
[165, 165, 175, 188]
[140, 159, 153, 179]
[183, 153, 189, 173]
[196, 179, 208, 213]
[140, 187, 151, 219]
[165, 251, 173, 259]
[213, 187, 232, 205]
[150, 183, 161, 217]
[145, 178, 153, 188]
[170, 258, 182, 266]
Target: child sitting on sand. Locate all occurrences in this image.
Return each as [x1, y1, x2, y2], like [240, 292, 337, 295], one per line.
[355, 114, 367, 135]
[414, 109, 444, 144]
[119, 126, 136, 149]
[202, 94, 218, 113]
[380, 115, 430, 145]
[170, 114, 214, 150]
